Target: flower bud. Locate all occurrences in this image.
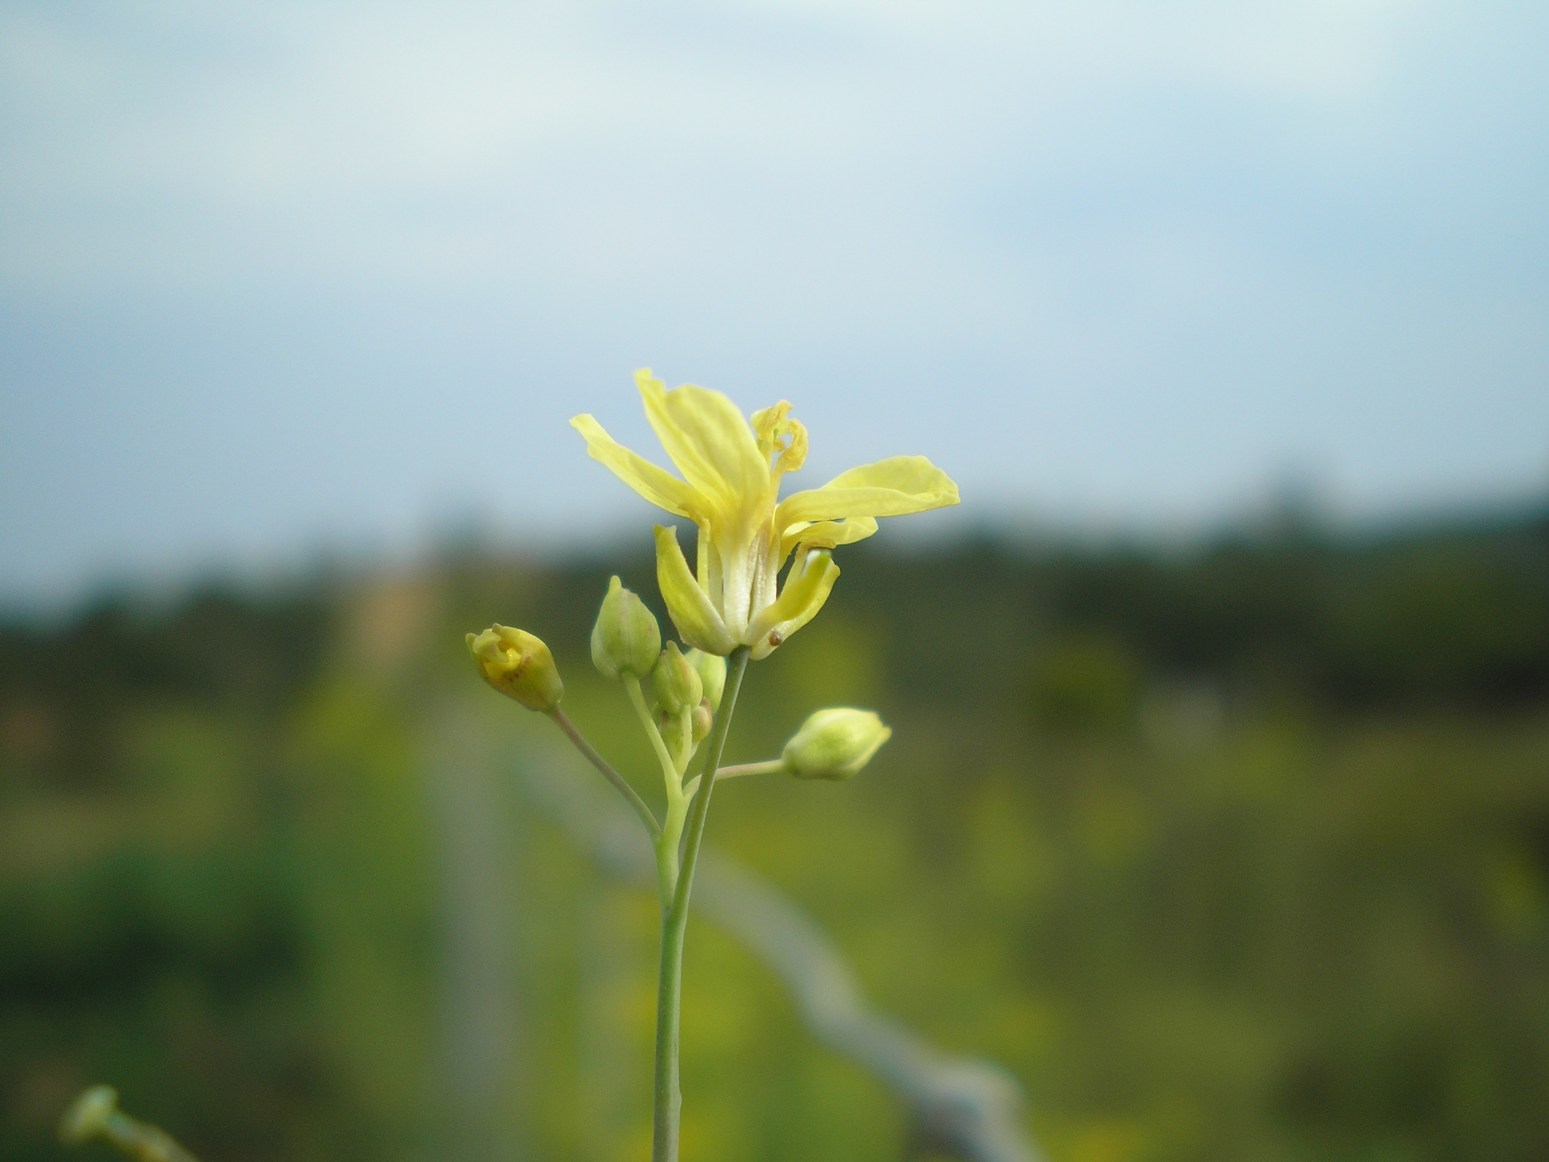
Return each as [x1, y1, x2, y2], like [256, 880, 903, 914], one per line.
[691, 698, 714, 744]
[591, 576, 662, 681]
[58, 1084, 196, 1160]
[59, 1086, 119, 1145]
[659, 709, 691, 761]
[781, 708, 892, 781]
[651, 642, 703, 715]
[684, 649, 727, 714]
[466, 625, 564, 711]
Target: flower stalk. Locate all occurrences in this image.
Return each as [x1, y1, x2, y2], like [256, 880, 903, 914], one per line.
[652, 645, 750, 1162]
[547, 706, 661, 841]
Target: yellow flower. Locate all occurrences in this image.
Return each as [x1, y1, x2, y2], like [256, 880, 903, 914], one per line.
[571, 369, 959, 659]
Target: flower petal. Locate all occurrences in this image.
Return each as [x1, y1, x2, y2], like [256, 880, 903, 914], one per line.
[637, 370, 769, 517]
[774, 455, 959, 529]
[571, 414, 698, 517]
[779, 515, 878, 561]
[654, 524, 737, 655]
[746, 549, 840, 660]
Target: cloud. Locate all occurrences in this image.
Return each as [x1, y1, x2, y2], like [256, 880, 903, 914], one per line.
[1, 0, 1544, 603]
[1, 0, 1429, 292]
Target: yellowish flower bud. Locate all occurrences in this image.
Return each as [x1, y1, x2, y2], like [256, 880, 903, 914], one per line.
[591, 576, 661, 681]
[684, 648, 727, 714]
[781, 708, 892, 781]
[651, 641, 703, 715]
[466, 625, 564, 711]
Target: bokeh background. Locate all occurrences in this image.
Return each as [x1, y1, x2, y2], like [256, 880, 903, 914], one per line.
[2, 2, 1547, 1160]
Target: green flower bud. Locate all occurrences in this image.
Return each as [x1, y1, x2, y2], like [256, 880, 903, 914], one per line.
[659, 708, 691, 761]
[591, 576, 662, 681]
[781, 708, 892, 781]
[651, 641, 703, 715]
[691, 698, 714, 745]
[58, 1084, 197, 1160]
[59, 1086, 118, 1145]
[684, 648, 727, 714]
[466, 624, 564, 711]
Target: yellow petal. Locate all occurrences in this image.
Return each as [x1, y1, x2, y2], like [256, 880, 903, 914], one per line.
[746, 549, 840, 660]
[571, 414, 698, 517]
[654, 524, 737, 655]
[780, 515, 878, 561]
[637, 370, 768, 517]
[774, 455, 959, 529]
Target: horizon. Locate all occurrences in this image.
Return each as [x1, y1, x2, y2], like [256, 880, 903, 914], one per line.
[6, 486, 1542, 625]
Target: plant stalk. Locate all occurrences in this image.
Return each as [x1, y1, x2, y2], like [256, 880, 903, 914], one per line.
[548, 707, 661, 840]
[651, 646, 750, 1162]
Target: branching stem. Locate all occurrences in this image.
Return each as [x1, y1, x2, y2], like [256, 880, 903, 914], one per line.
[547, 707, 661, 840]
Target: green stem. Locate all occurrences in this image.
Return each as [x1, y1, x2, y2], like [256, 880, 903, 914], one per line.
[686, 758, 784, 795]
[656, 789, 689, 905]
[625, 676, 681, 790]
[547, 707, 661, 840]
[625, 676, 690, 904]
[652, 646, 750, 1162]
[714, 760, 784, 778]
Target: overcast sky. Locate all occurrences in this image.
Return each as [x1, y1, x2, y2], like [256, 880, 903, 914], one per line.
[2, 0, 1545, 608]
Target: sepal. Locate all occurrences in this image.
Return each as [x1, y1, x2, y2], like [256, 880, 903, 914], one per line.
[654, 524, 736, 654]
[746, 549, 839, 660]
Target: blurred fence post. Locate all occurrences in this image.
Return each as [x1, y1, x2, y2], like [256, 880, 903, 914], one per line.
[428, 709, 524, 1162]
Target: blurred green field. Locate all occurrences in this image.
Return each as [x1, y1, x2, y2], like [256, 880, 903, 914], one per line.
[3, 508, 1547, 1161]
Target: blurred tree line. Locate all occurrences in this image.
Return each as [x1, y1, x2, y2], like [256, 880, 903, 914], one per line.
[1, 503, 1546, 1162]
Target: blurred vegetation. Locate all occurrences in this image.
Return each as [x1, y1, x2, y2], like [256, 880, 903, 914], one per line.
[2, 504, 1547, 1161]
